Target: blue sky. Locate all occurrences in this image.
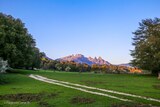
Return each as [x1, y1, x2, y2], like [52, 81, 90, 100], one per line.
[0, 0, 160, 64]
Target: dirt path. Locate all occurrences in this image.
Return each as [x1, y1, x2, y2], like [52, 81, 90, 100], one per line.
[29, 74, 160, 103]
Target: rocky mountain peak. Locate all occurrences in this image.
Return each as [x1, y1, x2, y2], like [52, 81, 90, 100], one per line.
[57, 54, 111, 66]
[98, 56, 102, 60]
[75, 54, 84, 58]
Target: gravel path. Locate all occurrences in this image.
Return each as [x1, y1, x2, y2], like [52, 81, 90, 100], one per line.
[29, 74, 160, 103]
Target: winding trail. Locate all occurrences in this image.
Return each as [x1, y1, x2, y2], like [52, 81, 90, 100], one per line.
[29, 74, 160, 103]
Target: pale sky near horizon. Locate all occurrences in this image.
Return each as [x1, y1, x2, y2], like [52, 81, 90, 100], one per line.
[0, 0, 160, 64]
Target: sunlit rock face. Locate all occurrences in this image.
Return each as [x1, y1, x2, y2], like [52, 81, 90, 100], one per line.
[57, 54, 110, 66]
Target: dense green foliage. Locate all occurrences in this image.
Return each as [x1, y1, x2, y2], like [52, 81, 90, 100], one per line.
[0, 13, 41, 69]
[131, 18, 160, 74]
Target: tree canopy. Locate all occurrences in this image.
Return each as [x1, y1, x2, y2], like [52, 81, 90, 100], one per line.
[131, 18, 160, 74]
[0, 13, 41, 69]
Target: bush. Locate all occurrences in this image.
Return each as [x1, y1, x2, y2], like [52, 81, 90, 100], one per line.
[0, 58, 9, 73]
[65, 66, 71, 72]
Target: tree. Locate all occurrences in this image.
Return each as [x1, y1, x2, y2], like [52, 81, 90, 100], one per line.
[31, 47, 41, 69]
[65, 66, 71, 72]
[0, 13, 39, 68]
[91, 64, 100, 73]
[55, 63, 62, 71]
[131, 18, 160, 75]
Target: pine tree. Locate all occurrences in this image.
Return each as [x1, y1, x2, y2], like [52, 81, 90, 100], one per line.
[131, 18, 160, 75]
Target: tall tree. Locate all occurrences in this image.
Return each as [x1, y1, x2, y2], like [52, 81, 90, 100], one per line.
[131, 18, 160, 75]
[0, 13, 39, 68]
[31, 47, 41, 69]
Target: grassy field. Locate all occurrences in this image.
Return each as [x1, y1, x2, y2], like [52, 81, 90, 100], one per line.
[0, 69, 160, 107]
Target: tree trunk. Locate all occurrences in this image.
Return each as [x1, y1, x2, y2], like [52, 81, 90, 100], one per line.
[158, 72, 160, 80]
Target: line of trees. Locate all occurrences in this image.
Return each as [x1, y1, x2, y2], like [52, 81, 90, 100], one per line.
[40, 57, 91, 72]
[40, 56, 141, 73]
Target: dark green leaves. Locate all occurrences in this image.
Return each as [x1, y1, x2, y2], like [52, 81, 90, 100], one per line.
[0, 13, 41, 69]
[131, 18, 160, 74]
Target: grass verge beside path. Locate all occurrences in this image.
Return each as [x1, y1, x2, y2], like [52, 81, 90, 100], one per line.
[19, 69, 160, 98]
[29, 74, 160, 106]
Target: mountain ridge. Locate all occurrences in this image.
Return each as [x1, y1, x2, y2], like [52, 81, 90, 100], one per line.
[57, 54, 110, 66]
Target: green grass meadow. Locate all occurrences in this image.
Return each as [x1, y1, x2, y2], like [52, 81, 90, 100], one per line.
[0, 69, 160, 107]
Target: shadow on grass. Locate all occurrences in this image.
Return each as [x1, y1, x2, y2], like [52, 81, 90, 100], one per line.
[0, 74, 9, 85]
[5, 69, 47, 76]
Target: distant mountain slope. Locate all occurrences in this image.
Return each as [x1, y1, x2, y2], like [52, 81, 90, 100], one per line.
[57, 54, 110, 65]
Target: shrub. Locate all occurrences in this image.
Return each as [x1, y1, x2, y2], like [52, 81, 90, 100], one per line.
[0, 58, 9, 73]
[65, 66, 71, 72]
